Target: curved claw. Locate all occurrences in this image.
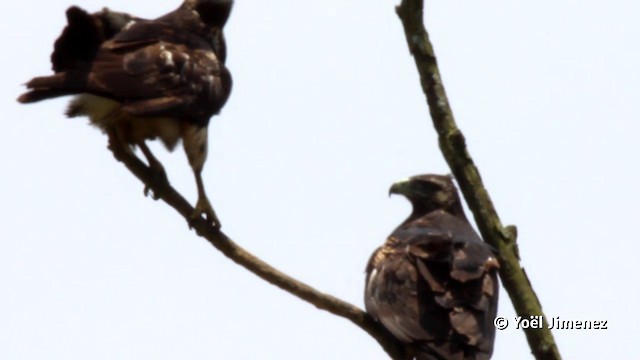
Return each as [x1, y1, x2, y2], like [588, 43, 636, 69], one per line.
[143, 185, 162, 200]
[190, 196, 221, 229]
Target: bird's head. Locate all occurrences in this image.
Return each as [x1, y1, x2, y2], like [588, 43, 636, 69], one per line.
[184, 0, 233, 28]
[389, 174, 465, 219]
[171, 0, 233, 62]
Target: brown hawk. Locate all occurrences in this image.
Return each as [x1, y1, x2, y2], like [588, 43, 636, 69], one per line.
[18, 0, 233, 228]
[365, 175, 499, 359]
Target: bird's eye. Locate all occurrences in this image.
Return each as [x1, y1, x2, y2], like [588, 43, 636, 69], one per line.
[419, 181, 442, 194]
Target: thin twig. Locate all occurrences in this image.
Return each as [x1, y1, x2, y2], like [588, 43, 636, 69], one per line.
[395, 1, 562, 359]
[105, 135, 406, 360]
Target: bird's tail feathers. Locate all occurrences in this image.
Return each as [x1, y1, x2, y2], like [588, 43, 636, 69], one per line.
[17, 72, 87, 103]
[17, 89, 74, 103]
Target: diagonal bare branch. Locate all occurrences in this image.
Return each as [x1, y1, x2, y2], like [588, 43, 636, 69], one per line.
[105, 134, 407, 360]
[395, 0, 562, 359]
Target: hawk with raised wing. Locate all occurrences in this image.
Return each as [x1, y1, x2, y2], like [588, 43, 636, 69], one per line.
[18, 0, 233, 228]
[365, 175, 499, 359]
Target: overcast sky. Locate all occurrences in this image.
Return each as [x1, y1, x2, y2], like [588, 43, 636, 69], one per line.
[2, 1, 638, 359]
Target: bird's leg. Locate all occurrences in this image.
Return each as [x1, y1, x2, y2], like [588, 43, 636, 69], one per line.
[106, 125, 168, 200]
[192, 168, 220, 228]
[106, 128, 133, 162]
[182, 124, 220, 228]
[137, 142, 169, 199]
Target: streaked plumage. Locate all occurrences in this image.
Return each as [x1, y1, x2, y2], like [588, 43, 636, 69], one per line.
[365, 175, 499, 360]
[18, 0, 233, 227]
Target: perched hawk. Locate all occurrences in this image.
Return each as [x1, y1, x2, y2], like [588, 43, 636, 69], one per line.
[18, 0, 233, 228]
[365, 175, 499, 360]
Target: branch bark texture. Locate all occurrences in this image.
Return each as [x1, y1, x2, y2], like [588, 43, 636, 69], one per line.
[395, 1, 562, 359]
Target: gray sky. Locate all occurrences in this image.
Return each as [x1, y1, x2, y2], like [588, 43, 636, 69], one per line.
[2, 0, 638, 358]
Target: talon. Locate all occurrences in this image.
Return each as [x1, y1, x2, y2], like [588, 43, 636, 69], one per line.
[190, 196, 221, 228]
[143, 185, 162, 200]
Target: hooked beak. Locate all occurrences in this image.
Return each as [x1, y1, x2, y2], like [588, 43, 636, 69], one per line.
[388, 178, 411, 197]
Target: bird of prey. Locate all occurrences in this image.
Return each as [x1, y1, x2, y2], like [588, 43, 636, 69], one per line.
[18, 0, 233, 228]
[365, 175, 499, 360]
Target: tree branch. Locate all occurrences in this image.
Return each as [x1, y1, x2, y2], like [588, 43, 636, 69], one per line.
[105, 133, 406, 360]
[395, 1, 562, 359]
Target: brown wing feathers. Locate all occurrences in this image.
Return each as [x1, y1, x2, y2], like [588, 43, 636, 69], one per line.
[17, 2, 232, 127]
[51, 6, 132, 73]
